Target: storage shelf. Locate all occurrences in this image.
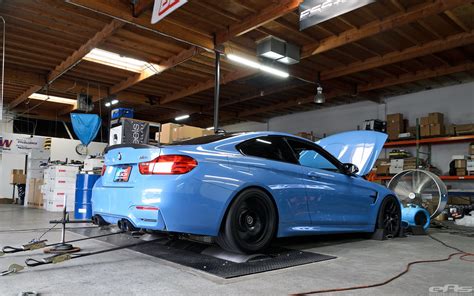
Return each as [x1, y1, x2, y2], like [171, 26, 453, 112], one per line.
[374, 175, 474, 181]
[384, 135, 474, 147]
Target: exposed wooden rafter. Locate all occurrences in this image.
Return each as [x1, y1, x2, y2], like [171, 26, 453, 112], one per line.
[237, 62, 474, 118]
[9, 19, 124, 109]
[301, 0, 469, 58]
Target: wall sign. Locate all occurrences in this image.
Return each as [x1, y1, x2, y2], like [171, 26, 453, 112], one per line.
[0, 133, 46, 154]
[299, 0, 375, 30]
[151, 0, 188, 24]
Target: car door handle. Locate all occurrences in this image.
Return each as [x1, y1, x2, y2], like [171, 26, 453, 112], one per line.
[307, 171, 320, 179]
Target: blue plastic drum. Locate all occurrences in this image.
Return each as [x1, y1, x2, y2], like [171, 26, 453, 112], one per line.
[74, 174, 100, 220]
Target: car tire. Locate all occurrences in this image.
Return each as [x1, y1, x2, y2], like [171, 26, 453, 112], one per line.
[217, 188, 277, 254]
[376, 195, 401, 238]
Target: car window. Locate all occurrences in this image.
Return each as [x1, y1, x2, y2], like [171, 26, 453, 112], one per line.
[237, 136, 297, 163]
[286, 138, 339, 172]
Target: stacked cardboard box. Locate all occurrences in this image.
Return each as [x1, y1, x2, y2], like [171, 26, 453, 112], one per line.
[26, 178, 44, 209]
[454, 159, 467, 176]
[467, 143, 474, 175]
[402, 157, 418, 170]
[156, 123, 214, 144]
[420, 112, 445, 137]
[386, 113, 404, 140]
[452, 124, 474, 136]
[10, 169, 26, 184]
[375, 159, 390, 175]
[41, 166, 78, 212]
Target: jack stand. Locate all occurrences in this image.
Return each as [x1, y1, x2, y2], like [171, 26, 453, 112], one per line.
[44, 206, 81, 254]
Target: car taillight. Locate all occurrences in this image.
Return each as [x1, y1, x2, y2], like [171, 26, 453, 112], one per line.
[139, 155, 197, 175]
[101, 165, 107, 176]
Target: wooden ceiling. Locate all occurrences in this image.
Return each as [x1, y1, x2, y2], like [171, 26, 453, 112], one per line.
[1, 0, 473, 127]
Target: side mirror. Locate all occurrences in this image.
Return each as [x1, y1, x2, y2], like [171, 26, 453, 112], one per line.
[343, 163, 359, 175]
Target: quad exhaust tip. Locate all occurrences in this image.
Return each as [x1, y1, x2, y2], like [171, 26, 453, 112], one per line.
[91, 215, 110, 227]
[117, 219, 138, 232]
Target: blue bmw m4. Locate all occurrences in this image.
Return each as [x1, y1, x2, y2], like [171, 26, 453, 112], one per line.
[92, 131, 401, 253]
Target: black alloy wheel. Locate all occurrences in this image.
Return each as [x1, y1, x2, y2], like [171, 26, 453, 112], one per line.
[217, 188, 277, 254]
[377, 196, 401, 238]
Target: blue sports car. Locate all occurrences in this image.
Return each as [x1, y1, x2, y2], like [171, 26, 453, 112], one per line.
[92, 131, 401, 253]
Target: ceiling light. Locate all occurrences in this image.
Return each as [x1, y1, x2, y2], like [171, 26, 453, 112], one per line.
[314, 85, 325, 104]
[227, 54, 289, 78]
[104, 102, 111, 107]
[227, 54, 260, 69]
[29, 93, 77, 105]
[83, 48, 160, 73]
[260, 65, 289, 78]
[175, 114, 190, 121]
[206, 127, 214, 130]
[111, 99, 119, 105]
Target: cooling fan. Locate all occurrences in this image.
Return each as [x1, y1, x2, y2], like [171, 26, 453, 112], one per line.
[388, 169, 448, 230]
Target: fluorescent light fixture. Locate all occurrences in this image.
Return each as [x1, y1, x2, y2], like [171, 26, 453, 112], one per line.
[111, 99, 119, 105]
[175, 114, 190, 121]
[260, 65, 290, 78]
[104, 102, 111, 107]
[227, 54, 289, 78]
[29, 93, 77, 105]
[206, 127, 214, 130]
[83, 48, 161, 73]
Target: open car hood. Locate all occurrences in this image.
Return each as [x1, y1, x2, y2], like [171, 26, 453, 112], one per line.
[316, 131, 387, 176]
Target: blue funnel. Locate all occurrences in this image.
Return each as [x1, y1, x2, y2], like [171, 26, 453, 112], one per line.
[70, 113, 101, 146]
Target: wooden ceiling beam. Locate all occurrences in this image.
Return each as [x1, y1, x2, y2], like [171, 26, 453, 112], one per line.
[132, 0, 154, 17]
[215, 0, 302, 45]
[236, 62, 474, 118]
[109, 46, 202, 94]
[301, 0, 469, 58]
[159, 68, 257, 105]
[65, 0, 215, 50]
[444, 10, 470, 32]
[322, 31, 474, 80]
[9, 19, 124, 109]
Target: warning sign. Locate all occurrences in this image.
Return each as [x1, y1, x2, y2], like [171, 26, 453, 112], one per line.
[151, 0, 188, 24]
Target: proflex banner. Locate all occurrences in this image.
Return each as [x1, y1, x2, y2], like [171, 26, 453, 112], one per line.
[299, 0, 375, 30]
[0, 133, 45, 154]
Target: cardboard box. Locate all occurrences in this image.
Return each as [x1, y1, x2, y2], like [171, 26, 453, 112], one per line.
[448, 196, 471, 205]
[10, 173, 26, 184]
[26, 179, 44, 209]
[428, 112, 444, 124]
[452, 155, 468, 160]
[430, 123, 445, 136]
[376, 165, 390, 175]
[420, 117, 430, 125]
[157, 123, 209, 144]
[456, 168, 466, 176]
[446, 124, 455, 136]
[387, 113, 403, 123]
[420, 125, 430, 137]
[455, 159, 467, 168]
[47, 166, 79, 178]
[12, 169, 24, 175]
[454, 124, 474, 135]
[469, 143, 474, 155]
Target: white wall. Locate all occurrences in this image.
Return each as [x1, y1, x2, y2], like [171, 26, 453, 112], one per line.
[0, 134, 107, 199]
[223, 82, 474, 175]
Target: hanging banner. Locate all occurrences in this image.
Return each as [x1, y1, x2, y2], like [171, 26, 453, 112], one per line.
[299, 0, 375, 30]
[151, 0, 188, 24]
[0, 133, 45, 154]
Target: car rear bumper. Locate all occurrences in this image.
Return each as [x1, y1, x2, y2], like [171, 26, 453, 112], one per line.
[91, 175, 234, 236]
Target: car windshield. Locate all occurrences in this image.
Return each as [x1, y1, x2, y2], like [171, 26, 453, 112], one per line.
[163, 133, 239, 145]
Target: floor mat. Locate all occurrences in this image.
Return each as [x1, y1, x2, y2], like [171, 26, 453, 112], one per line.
[69, 227, 336, 279]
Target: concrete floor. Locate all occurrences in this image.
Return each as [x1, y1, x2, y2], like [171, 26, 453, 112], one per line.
[0, 204, 472, 296]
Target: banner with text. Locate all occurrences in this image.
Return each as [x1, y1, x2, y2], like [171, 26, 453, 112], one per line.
[0, 133, 45, 154]
[299, 0, 375, 30]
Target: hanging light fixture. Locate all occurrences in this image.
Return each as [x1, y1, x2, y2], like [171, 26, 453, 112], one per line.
[314, 72, 325, 104]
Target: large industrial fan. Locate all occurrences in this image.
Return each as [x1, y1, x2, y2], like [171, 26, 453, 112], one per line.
[388, 169, 448, 230]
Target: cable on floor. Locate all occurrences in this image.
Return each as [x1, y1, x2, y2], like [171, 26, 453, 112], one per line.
[290, 233, 473, 295]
